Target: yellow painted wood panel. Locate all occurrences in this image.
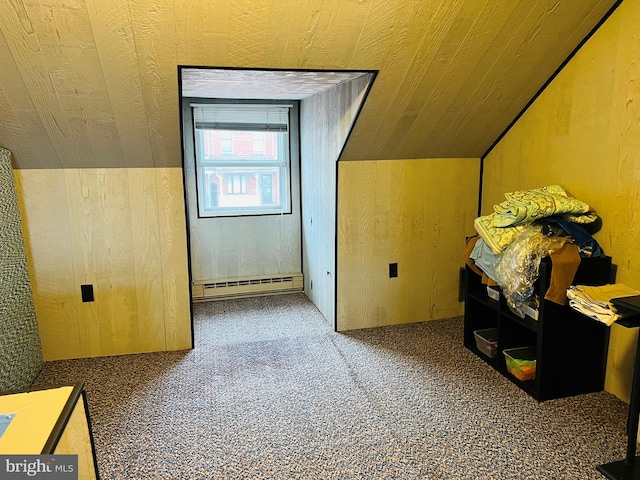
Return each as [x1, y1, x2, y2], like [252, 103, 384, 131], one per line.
[337, 161, 377, 327]
[84, 0, 155, 167]
[341, 0, 618, 160]
[55, 396, 98, 480]
[128, 0, 180, 168]
[0, 0, 619, 168]
[431, 1, 613, 157]
[155, 168, 192, 351]
[349, 0, 467, 160]
[482, 0, 640, 401]
[295, 1, 372, 69]
[15, 168, 191, 360]
[0, 30, 59, 169]
[346, 0, 403, 68]
[337, 158, 479, 331]
[65, 168, 140, 357]
[0, 0, 83, 165]
[382, 0, 497, 158]
[173, 0, 206, 64]
[14, 169, 84, 360]
[33, 0, 124, 167]
[399, 1, 516, 156]
[127, 169, 166, 352]
[200, 0, 233, 64]
[228, 0, 273, 67]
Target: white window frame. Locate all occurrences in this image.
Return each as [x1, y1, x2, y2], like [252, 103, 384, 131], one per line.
[192, 102, 293, 218]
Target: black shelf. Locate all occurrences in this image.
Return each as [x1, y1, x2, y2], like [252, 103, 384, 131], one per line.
[500, 304, 538, 332]
[464, 255, 612, 401]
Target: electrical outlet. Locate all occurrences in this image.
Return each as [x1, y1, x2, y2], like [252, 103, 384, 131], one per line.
[81, 284, 94, 302]
[389, 263, 398, 278]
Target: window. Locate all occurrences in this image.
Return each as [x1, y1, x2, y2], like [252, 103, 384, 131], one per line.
[221, 132, 233, 154]
[253, 133, 265, 155]
[227, 174, 247, 194]
[193, 104, 292, 217]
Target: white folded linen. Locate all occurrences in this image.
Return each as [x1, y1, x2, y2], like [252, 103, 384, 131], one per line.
[566, 283, 640, 326]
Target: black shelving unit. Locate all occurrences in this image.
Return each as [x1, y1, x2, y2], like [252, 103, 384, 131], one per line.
[463, 255, 612, 401]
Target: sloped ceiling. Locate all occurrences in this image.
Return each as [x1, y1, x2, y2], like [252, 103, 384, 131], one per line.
[0, 0, 620, 169]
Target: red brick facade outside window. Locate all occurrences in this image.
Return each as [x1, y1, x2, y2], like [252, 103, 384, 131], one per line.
[200, 130, 282, 211]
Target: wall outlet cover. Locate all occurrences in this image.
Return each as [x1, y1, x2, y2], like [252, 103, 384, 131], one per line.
[389, 263, 398, 278]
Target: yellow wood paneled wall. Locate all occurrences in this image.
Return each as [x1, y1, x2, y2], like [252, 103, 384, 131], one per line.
[14, 168, 191, 361]
[337, 158, 479, 330]
[482, 0, 640, 402]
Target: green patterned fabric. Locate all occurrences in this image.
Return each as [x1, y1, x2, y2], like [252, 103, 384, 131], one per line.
[492, 184, 596, 227]
[475, 185, 598, 255]
[0, 147, 43, 392]
[474, 216, 527, 255]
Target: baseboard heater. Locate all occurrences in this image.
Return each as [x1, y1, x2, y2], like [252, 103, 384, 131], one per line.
[192, 273, 303, 302]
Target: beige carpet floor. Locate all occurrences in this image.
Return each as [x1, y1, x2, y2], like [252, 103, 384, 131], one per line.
[34, 293, 632, 479]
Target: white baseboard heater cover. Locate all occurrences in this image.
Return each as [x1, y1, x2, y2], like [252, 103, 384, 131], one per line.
[192, 273, 303, 301]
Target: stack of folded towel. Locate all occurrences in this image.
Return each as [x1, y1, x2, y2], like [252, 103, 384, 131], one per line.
[566, 283, 640, 325]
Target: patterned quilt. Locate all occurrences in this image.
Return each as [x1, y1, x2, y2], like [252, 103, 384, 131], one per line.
[475, 185, 597, 254]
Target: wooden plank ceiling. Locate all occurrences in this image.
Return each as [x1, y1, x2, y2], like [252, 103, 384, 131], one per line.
[0, 0, 620, 169]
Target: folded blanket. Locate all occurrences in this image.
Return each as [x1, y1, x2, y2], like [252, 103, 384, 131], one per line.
[493, 184, 596, 227]
[474, 185, 597, 254]
[474, 216, 525, 255]
[566, 284, 640, 325]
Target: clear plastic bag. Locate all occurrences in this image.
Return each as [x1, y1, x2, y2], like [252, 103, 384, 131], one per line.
[494, 224, 569, 318]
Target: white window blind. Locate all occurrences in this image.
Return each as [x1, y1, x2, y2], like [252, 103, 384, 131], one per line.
[193, 105, 289, 132]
